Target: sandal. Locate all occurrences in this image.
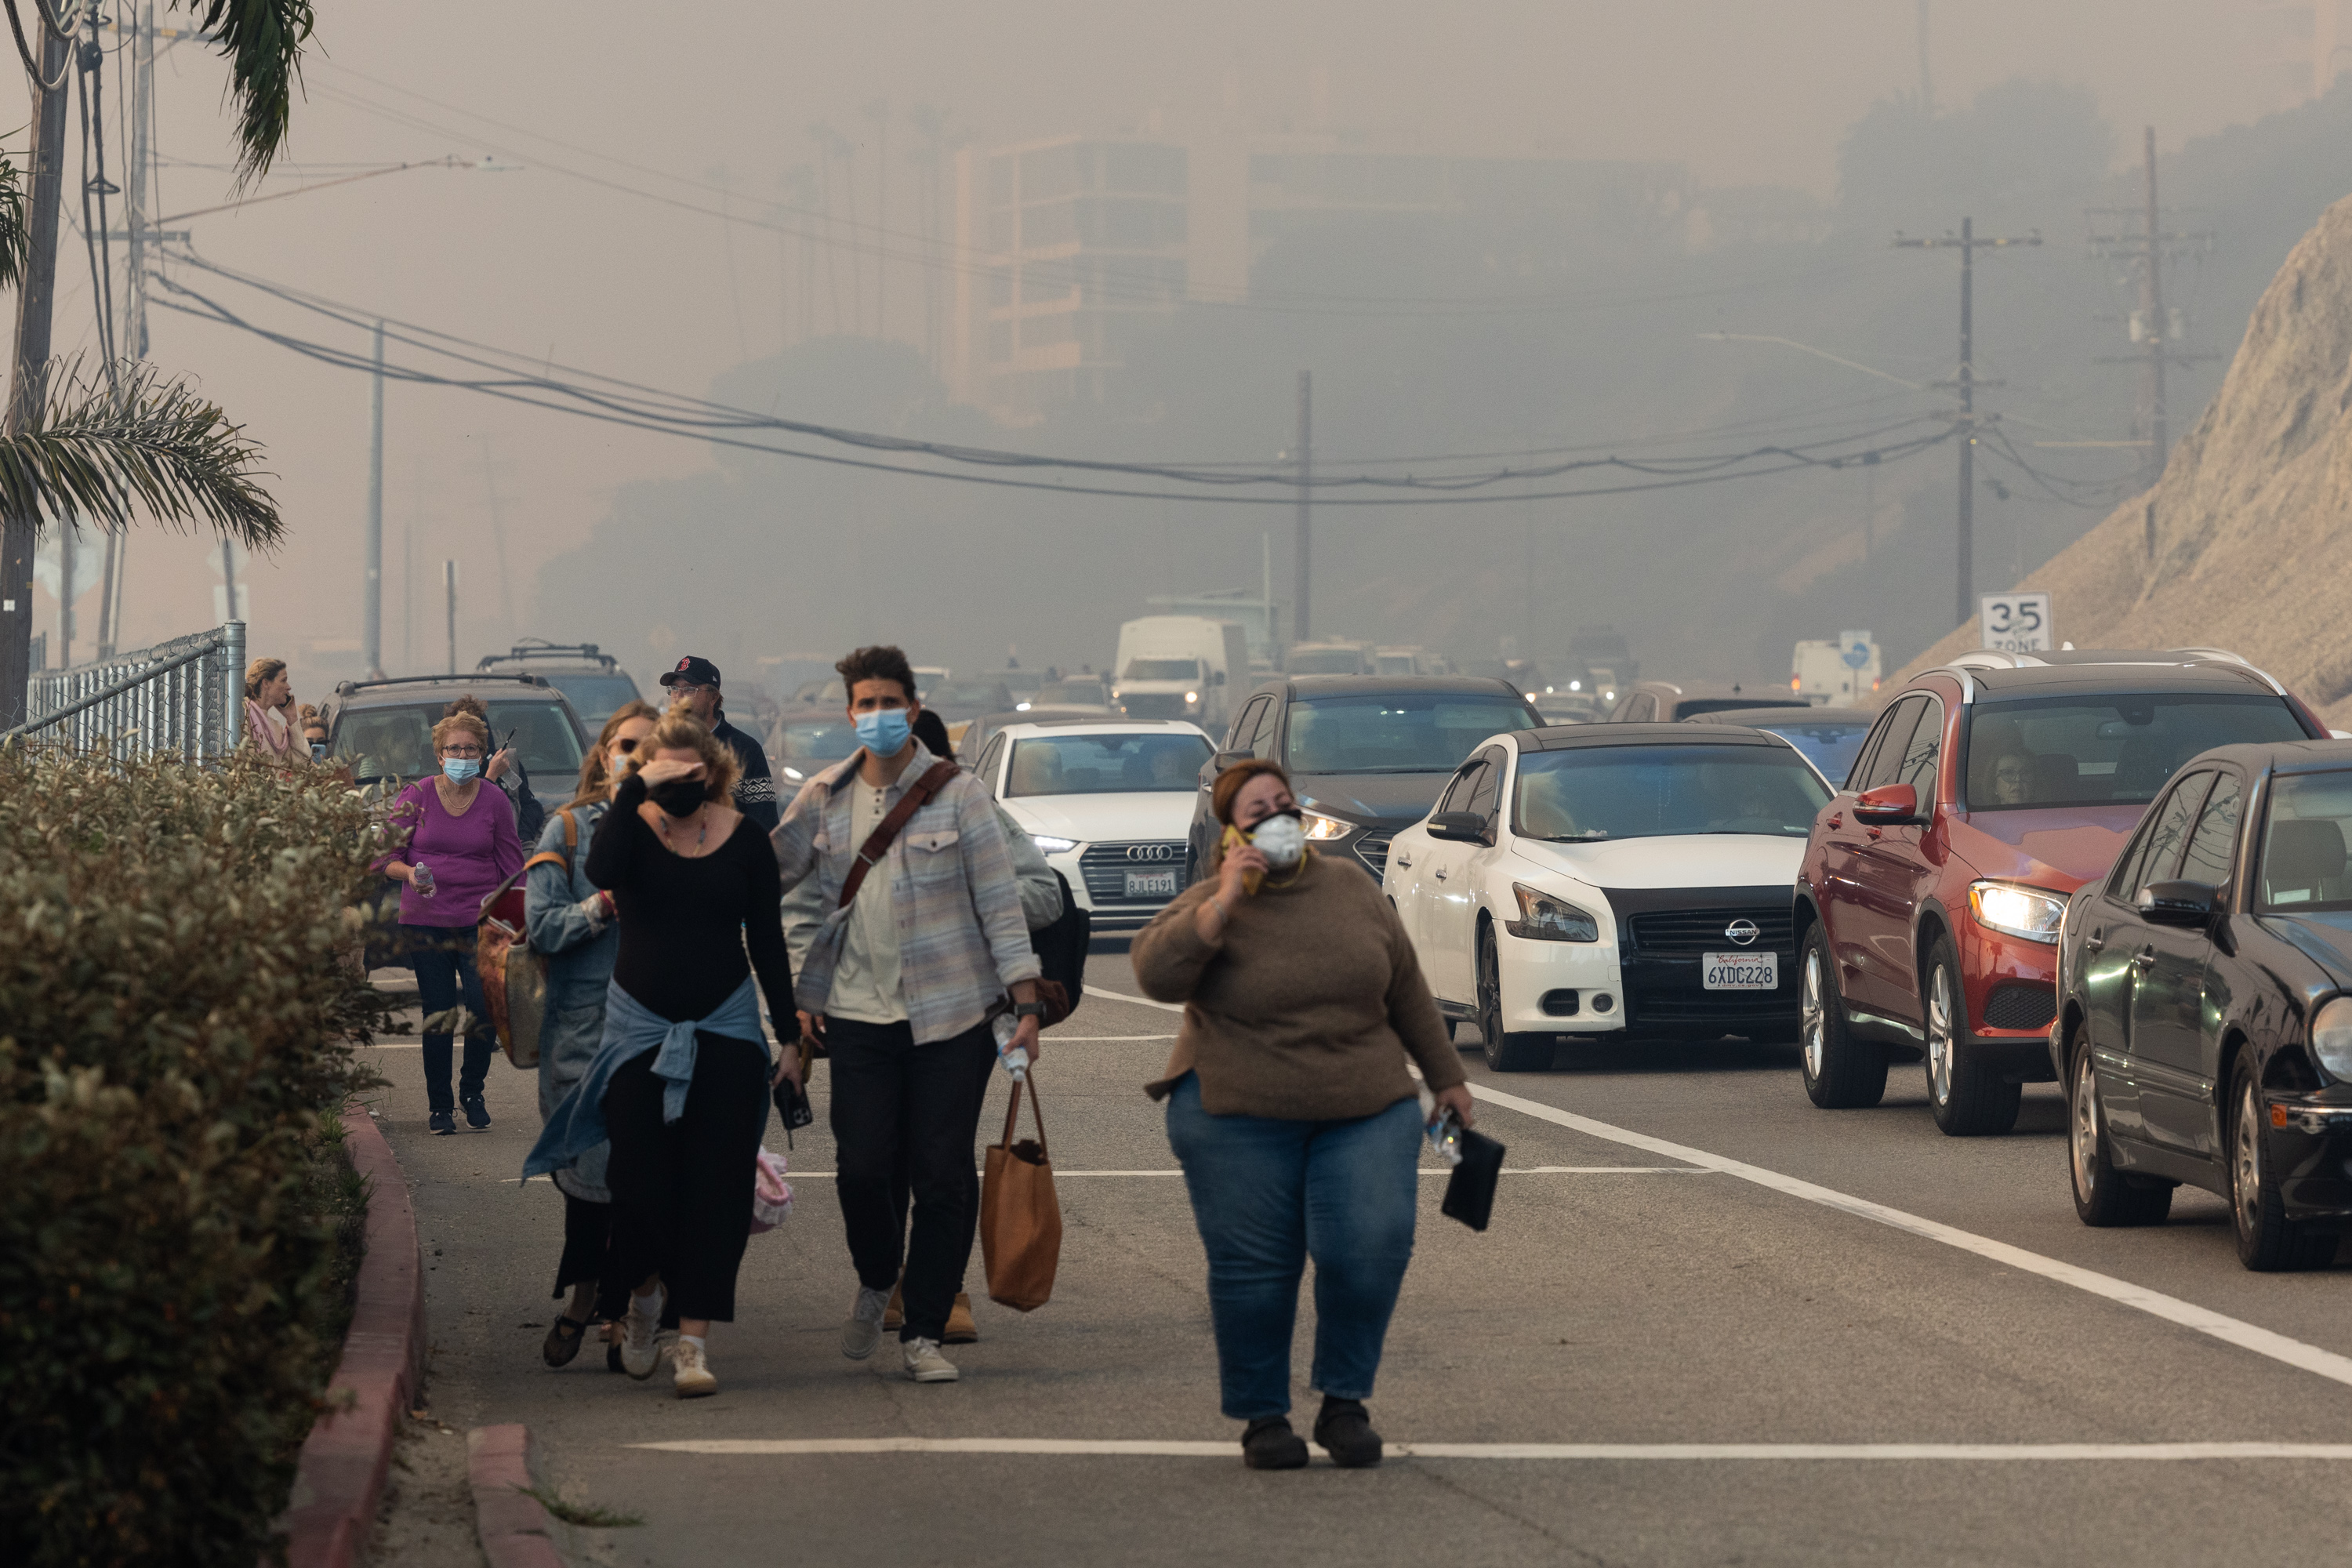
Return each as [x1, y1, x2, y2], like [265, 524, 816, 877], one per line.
[543, 1314, 592, 1368]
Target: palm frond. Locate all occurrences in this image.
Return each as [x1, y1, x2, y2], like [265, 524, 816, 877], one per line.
[0, 358, 281, 547]
[178, 0, 313, 186]
[0, 150, 24, 291]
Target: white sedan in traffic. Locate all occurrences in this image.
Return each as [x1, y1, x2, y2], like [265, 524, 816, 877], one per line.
[1384, 724, 1831, 1069]
[970, 719, 1216, 932]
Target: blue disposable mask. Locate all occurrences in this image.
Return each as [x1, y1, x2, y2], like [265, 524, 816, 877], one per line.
[442, 757, 482, 784]
[855, 707, 913, 756]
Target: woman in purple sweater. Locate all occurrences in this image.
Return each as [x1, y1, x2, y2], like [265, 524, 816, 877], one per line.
[379, 696, 524, 1134]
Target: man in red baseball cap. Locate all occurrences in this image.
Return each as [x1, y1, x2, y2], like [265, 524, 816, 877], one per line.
[658, 655, 779, 831]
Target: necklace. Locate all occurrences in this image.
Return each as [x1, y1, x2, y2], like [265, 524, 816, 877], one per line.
[657, 805, 709, 853]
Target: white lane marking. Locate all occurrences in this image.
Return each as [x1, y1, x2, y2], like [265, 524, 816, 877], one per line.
[1466, 1080, 2352, 1393]
[496, 1167, 1703, 1183]
[630, 1438, 2352, 1461]
[1042, 1034, 1177, 1042]
[1085, 986, 1185, 1014]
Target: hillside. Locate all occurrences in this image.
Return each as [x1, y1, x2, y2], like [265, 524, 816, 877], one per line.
[1903, 191, 2352, 727]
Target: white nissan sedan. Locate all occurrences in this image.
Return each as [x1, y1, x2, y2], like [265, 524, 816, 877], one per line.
[1384, 724, 1830, 1069]
[971, 719, 1216, 933]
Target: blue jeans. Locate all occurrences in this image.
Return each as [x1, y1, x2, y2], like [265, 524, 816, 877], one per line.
[1164, 1073, 1423, 1421]
[407, 925, 495, 1114]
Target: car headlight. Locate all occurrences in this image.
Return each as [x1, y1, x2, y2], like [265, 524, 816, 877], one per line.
[1969, 881, 2067, 943]
[1505, 882, 1600, 942]
[781, 765, 805, 782]
[1030, 835, 1079, 855]
[1301, 810, 1352, 842]
[1185, 691, 1199, 705]
[2312, 997, 2352, 1079]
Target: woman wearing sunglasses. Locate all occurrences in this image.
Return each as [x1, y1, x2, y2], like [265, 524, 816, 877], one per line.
[525, 699, 660, 1370]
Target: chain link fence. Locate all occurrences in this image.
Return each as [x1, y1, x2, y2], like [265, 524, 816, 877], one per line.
[5, 621, 247, 760]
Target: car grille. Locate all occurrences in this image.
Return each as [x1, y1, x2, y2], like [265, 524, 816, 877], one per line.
[1352, 833, 1392, 876]
[1079, 841, 1190, 908]
[1116, 694, 1193, 720]
[1983, 982, 2058, 1032]
[1625, 907, 1795, 957]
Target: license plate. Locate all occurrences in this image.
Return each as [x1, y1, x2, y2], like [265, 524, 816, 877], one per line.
[1702, 952, 1778, 991]
[1124, 868, 1179, 899]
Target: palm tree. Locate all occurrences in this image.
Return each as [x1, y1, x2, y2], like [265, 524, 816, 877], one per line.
[0, 0, 310, 557]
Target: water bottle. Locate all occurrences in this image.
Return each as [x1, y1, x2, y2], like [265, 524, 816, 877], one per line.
[1425, 1110, 1463, 1167]
[412, 858, 436, 900]
[991, 1011, 1028, 1083]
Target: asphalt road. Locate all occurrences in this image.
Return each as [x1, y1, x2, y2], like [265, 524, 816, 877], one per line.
[362, 946, 2352, 1568]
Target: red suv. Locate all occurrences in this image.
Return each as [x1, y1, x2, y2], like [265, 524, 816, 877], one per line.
[1793, 652, 2323, 1134]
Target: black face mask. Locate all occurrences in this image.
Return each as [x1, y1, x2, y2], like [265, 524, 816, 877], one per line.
[649, 778, 707, 818]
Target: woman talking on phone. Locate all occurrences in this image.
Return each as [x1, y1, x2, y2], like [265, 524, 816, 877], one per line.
[524, 710, 795, 1400]
[1133, 757, 1474, 1472]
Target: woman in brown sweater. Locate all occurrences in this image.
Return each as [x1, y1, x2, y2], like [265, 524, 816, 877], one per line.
[1135, 758, 1473, 1471]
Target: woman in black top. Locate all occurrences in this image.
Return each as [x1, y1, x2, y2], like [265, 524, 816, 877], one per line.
[586, 710, 798, 1399]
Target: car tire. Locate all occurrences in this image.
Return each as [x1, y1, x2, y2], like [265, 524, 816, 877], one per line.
[1922, 933, 2021, 1136]
[1798, 924, 1886, 1109]
[2068, 1036, 2171, 1227]
[1477, 925, 1551, 1073]
[2227, 1056, 2334, 1271]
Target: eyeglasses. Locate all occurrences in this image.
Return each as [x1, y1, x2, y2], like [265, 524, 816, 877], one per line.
[670, 683, 710, 697]
[441, 745, 485, 758]
[615, 737, 641, 753]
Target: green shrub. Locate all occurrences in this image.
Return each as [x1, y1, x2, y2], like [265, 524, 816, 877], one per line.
[0, 749, 399, 1567]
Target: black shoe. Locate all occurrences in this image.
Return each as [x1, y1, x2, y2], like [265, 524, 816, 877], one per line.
[1313, 1397, 1384, 1468]
[1241, 1417, 1309, 1471]
[543, 1315, 591, 1368]
[429, 1109, 457, 1135]
[461, 1094, 490, 1130]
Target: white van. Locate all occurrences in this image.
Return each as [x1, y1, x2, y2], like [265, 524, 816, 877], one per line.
[1110, 617, 1250, 731]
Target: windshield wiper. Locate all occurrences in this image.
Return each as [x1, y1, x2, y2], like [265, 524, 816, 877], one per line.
[1532, 832, 1612, 842]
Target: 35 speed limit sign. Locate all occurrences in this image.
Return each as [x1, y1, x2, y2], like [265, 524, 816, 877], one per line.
[1979, 591, 2053, 653]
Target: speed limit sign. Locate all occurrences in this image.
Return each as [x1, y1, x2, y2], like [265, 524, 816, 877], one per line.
[1979, 591, 2053, 653]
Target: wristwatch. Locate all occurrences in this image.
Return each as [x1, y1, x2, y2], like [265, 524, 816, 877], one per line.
[1012, 1000, 1048, 1020]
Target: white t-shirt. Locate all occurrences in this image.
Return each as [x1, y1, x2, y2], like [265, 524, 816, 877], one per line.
[826, 777, 909, 1025]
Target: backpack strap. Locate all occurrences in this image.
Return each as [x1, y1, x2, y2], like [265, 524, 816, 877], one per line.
[521, 807, 583, 880]
[837, 760, 960, 911]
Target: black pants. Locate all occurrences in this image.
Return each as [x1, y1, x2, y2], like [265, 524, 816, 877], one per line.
[827, 1016, 998, 1342]
[406, 925, 495, 1115]
[552, 1193, 611, 1302]
[597, 1033, 769, 1323]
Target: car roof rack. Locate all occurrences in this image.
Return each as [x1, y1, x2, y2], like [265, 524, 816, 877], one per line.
[1921, 647, 2289, 705]
[477, 640, 616, 670]
[336, 673, 552, 695]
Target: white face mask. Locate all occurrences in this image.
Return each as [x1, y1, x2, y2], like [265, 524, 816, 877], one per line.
[1250, 811, 1306, 869]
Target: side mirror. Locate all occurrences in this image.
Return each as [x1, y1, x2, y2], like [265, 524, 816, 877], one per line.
[1427, 811, 1490, 844]
[1213, 670, 1226, 685]
[2139, 880, 2218, 927]
[1212, 750, 1254, 773]
[1853, 782, 1922, 826]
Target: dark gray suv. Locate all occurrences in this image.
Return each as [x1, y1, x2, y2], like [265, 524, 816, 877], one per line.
[318, 673, 589, 821]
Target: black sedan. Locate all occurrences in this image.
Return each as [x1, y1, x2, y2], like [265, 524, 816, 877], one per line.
[2052, 739, 2352, 1269]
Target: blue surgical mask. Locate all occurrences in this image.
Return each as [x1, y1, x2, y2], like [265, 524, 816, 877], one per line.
[855, 708, 913, 756]
[442, 757, 482, 784]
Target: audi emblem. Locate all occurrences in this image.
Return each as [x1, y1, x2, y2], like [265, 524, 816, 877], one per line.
[1124, 844, 1181, 862]
[1724, 919, 1760, 946]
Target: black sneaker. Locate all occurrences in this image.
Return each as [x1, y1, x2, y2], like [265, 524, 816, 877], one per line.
[1241, 1417, 1308, 1471]
[429, 1109, 457, 1135]
[461, 1094, 490, 1130]
[1312, 1398, 1384, 1468]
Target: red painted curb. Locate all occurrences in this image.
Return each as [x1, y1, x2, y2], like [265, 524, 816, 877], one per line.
[276, 1108, 427, 1568]
[467, 1425, 567, 1568]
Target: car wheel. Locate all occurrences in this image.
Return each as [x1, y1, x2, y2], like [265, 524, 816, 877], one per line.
[1922, 933, 2021, 1136]
[2227, 1057, 2334, 1270]
[2068, 1036, 2171, 1226]
[1477, 925, 1551, 1073]
[1798, 924, 1886, 1109]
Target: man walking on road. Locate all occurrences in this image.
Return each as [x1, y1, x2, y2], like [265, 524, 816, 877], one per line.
[659, 655, 779, 832]
[774, 644, 1044, 1385]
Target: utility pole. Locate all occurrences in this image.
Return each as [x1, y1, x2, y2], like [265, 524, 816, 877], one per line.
[1293, 371, 1312, 648]
[1915, 0, 1933, 112]
[2139, 127, 2167, 481]
[2086, 131, 2218, 492]
[1894, 218, 2041, 632]
[59, 524, 74, 664]
[443, 559, 457, 675]
[0, 21, 75, 725]
[363, 320, 385, 677]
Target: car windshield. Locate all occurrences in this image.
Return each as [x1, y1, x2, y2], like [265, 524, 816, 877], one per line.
[333, 699, 583, 787]
[1750, 719, 1874, 783]
[1122, 658, 1200, 681]
[2259, 773, 2352, 911]
[1005, 732, 1212, 797]
[1515, 745, 1831, 840]
[1035, 681, 1106, 705]
[1965, 694, 2307, 810]
[539, 673, 640, 726]
[1285, 694, 1537, 774]
[928, 681, 1011, 710]
[776, 719, 860, 763]
[1288, 649, 1367, 675]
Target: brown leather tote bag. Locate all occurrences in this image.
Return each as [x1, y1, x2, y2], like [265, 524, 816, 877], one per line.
[980, 1074, 1062, 1312]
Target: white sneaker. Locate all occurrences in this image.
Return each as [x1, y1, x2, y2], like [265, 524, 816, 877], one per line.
[841, 1285, 890, 1360]
[671, 1335, 717, 1399]
[620, 1286, 666, 1380]
[903, 1336, 960, 1383]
